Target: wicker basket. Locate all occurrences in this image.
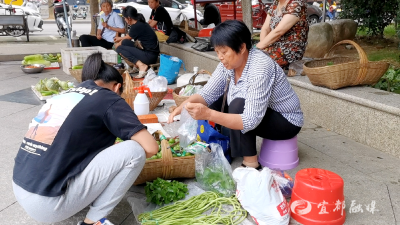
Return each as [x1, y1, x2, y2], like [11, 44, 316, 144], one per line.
[173, 70, 211, 107]
[121, 72, 167, 111]
[134, 139, 195, 185]
[69, 62, 125, 83]
[303, 40, 390, 90]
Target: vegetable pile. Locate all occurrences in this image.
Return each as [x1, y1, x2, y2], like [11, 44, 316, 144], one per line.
[22, 54, 61, 67]
[178, 85, 203, 96]
[146, 138, 194, 160]
[196, 167, 236, 196]
[138, 191, 247, 225]
[34, 77, 74, 96]
[144, 178, 188, 206]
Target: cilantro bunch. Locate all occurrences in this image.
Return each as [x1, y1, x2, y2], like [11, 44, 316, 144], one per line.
[144, 178, 189, 205]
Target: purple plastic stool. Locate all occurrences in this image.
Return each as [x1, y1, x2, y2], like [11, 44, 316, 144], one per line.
[258, 136, 299, 170]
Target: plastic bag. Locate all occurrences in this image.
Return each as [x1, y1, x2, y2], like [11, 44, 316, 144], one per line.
[142, 68, 157, 85]
[178, 85, 203, 96]
[232, 167, 290, 225]
[178, 107, 198, 148]
[158, 54, 186, 84]
[148, 76, 168, 92]
[195, 143, 236, 197]
[272, 170, 294, 199]
[197, 120, 231, 163]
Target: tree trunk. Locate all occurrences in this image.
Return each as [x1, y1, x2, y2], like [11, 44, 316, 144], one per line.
[48, 0, 54, 19]
[242, 0, 253, 34]
[89, 0, 99, 35]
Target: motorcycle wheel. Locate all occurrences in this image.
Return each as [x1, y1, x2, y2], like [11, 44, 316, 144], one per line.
[73, 15, 77, 20]
[5, 25, 25, 37]
[83, 17, 86, 19]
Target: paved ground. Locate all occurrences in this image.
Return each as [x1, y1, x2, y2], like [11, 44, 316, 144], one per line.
[0, 60, 400, 225]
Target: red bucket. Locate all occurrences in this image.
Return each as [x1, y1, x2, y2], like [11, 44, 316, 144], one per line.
[290, 168, 345, 225]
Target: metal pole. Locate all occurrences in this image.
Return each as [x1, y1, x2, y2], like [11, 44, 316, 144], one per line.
[194, 0, 197, 30]
[62, 0, 72, 47]
[322, 0, 326, 22]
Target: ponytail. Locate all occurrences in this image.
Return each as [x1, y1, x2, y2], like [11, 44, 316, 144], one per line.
[81, 52, 123, 93]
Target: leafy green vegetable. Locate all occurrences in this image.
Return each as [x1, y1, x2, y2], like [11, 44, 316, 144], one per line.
[45, 78, 61, 92]
[144, 178, 188, 205]
[58, 80, 69, 90]
[327, 62, 334, 66]
[373, 67, 400, 94]
[196, 167, 235, 197]
[24, 54, 43, 61]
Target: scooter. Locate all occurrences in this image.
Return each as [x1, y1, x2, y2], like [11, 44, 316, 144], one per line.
[52, 0, 72, 37]
[72, 1, 87, 20]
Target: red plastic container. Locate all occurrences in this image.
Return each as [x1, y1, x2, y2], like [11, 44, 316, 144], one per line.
[290, 168, 345, 225]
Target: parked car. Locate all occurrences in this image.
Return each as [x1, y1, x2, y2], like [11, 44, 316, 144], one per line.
[0, 2, 43, 34]
[113, 0, 203, 26]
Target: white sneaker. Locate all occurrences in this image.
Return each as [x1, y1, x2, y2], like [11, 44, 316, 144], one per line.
[77, 218, 114, 225]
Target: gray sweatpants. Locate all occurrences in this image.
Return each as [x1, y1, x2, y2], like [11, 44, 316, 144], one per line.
[13, 140, 146, 223]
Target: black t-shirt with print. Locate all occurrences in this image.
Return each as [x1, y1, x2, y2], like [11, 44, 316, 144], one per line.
[129, 21, 160, 53]
[150, 5, 173, 35]
[13, 80, 145, 197]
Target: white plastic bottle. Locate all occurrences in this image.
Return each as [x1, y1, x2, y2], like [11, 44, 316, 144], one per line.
[133, 85, 153, 116]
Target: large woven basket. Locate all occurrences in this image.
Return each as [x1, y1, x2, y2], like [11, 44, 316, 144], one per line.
[69, 62, 125, 83]
[121, 72, 167, 111]
[303, 40, 390, 90]
[173, 70, 211, 107]
[134, 139, 195, 185]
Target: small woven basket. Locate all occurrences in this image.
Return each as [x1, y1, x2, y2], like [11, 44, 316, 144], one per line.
[134, 138, 195, 185]
[121, 72, 167, 111]
[303, 40, 390, 90]
[173, 70, 211, 107]
[69, 62, 125, 83]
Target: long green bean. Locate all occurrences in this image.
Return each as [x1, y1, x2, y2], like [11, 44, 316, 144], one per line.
[138, 191, 247, 225]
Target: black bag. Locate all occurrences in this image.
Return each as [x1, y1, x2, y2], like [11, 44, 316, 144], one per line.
[166, 27, 187, 44]
[191, 37, 214, 52]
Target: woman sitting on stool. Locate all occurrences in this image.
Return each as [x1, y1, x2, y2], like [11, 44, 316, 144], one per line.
[168, 20, 303, 169]
[79, 0, 125, 49]
[114, 6, 160, 78]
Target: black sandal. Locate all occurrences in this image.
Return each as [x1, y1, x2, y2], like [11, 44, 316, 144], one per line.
[241, 163, 262, 171]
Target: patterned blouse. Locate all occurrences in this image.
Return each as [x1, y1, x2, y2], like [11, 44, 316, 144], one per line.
[264, 0, 309, 68]
[199, 49, 303, 134]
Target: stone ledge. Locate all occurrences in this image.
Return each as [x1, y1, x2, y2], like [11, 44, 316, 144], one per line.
[159, 42, 400, 158]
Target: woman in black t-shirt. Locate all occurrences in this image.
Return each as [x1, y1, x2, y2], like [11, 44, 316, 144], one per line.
[148, 0, 173, 41]
[114, 6, 160, 78]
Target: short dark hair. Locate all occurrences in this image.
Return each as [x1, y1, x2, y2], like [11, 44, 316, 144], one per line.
[210, 20, 252, 53]
[81, 52, 123, 94]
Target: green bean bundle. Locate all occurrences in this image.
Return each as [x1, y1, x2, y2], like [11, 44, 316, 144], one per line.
[138, 191, 247, 225]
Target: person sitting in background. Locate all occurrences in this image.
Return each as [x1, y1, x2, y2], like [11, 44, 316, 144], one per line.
[79, 0, 125, 49]
[114, 6, 160, 78]
[199, 3, 221, 27]
[256, 0, 309, 70]
[12, 52, 158, 225]
[147, 0, 173, 42]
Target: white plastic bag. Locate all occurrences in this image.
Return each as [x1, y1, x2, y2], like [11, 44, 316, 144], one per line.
[232, 167, 290, 225]
[148, 76, 168, 92]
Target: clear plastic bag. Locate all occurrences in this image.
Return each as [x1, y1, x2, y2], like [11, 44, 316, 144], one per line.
[178, 107, 198, 148]
[271, 170, 294, 199]
[142, 68, 157, 86]
[179, 85, 204, 96]
[195, 143, 236, 197]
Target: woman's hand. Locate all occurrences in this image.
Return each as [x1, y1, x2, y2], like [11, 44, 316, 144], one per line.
[185, 103, 211, 121]
[114, 36, 122, 43]
[96, 34, 102, 40]
[167, 105, 183, 123]
[114, 41, 121, 49]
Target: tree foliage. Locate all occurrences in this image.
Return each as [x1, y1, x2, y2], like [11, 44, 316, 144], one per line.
[340, 0, 399, 37]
